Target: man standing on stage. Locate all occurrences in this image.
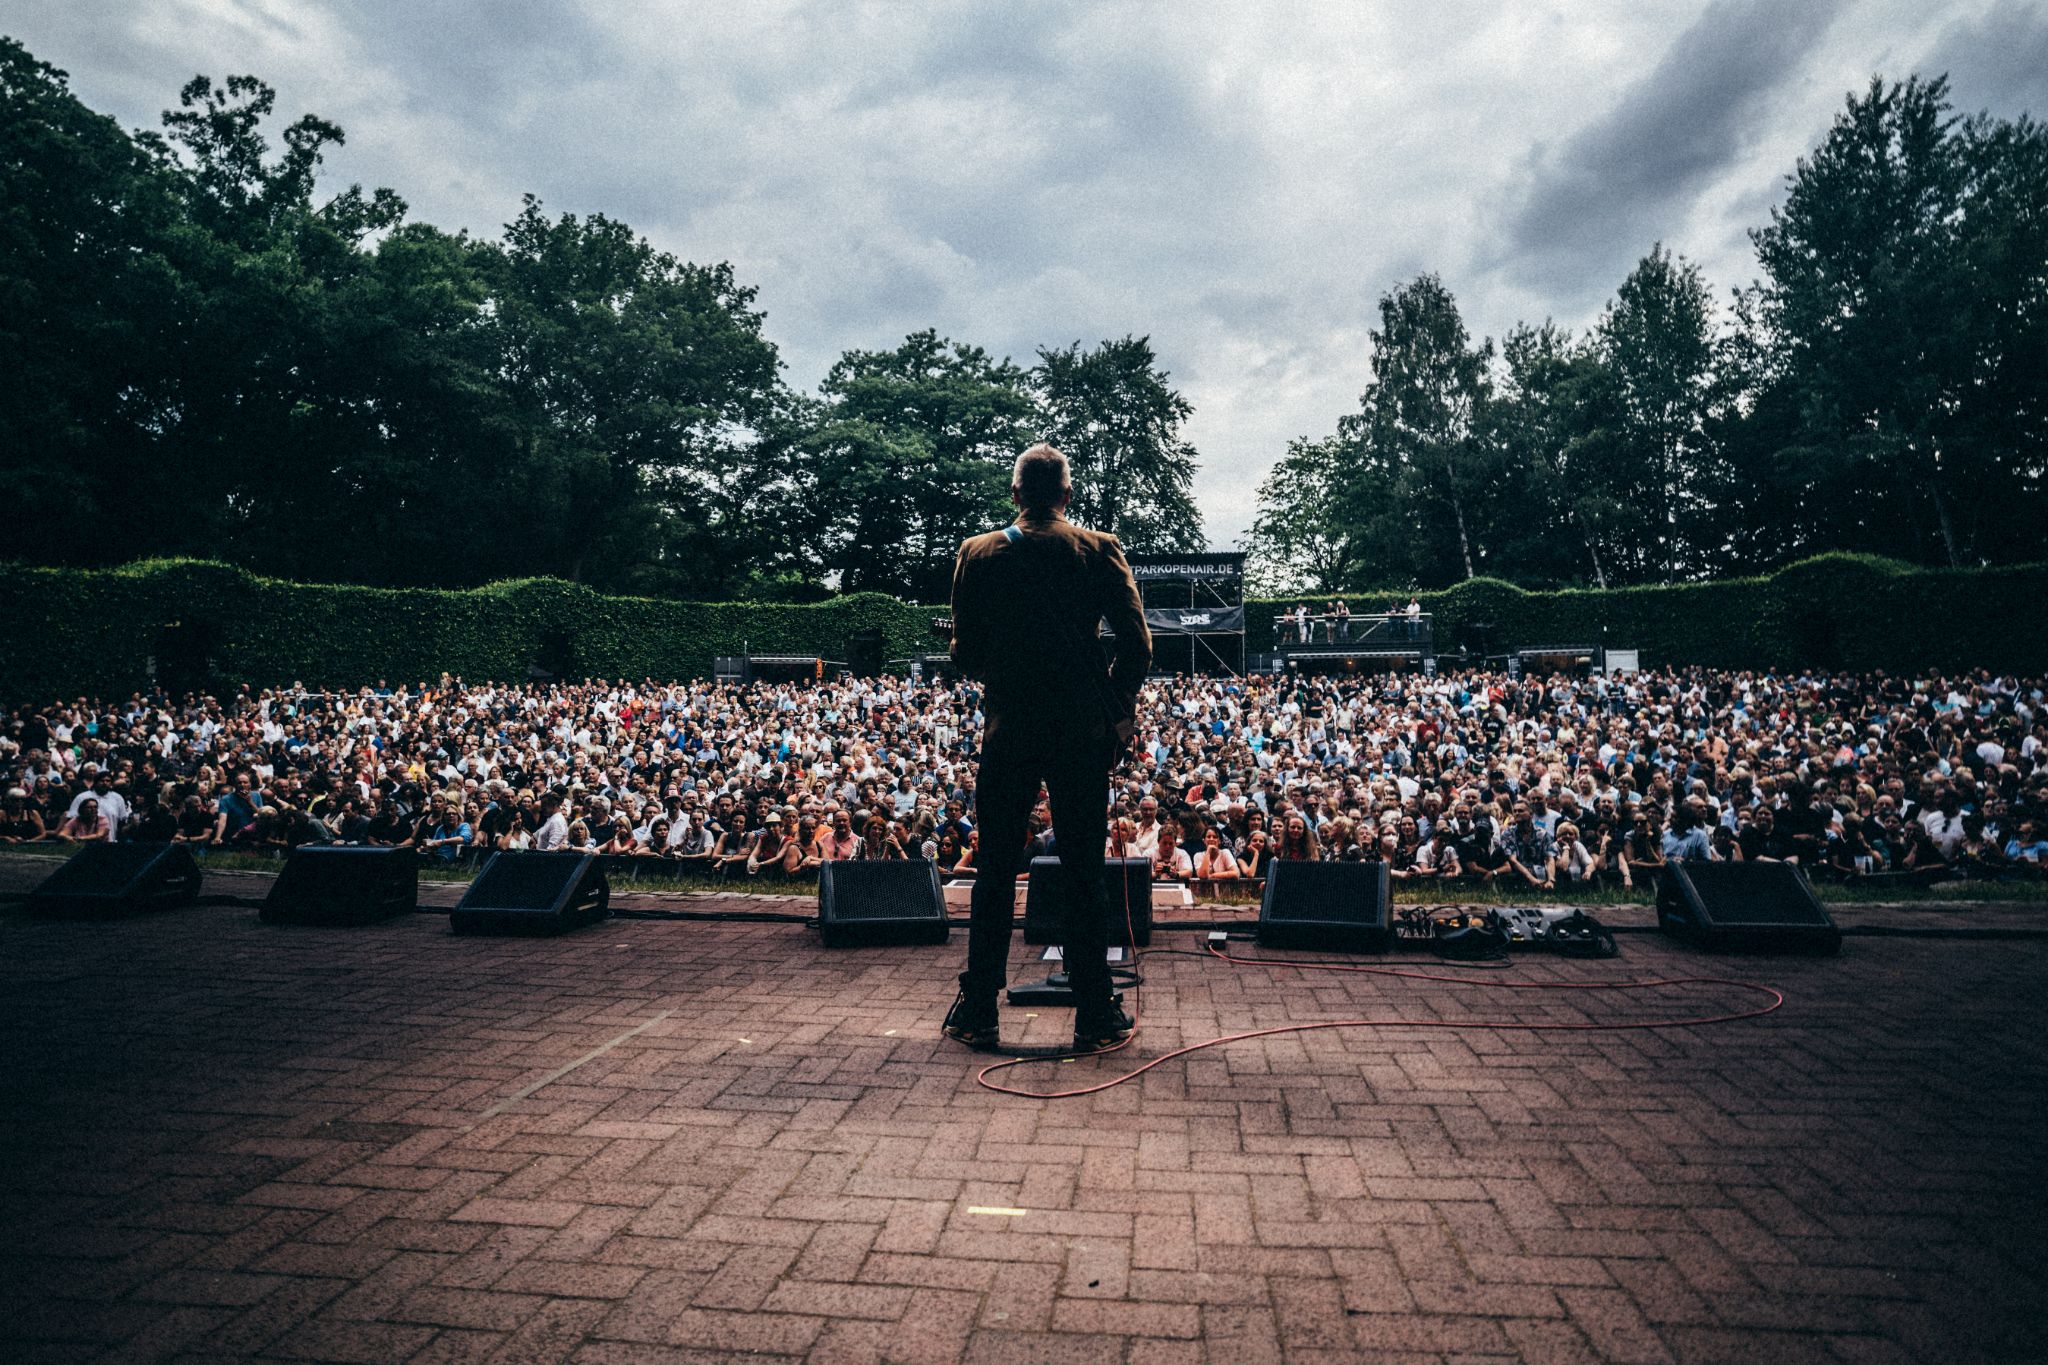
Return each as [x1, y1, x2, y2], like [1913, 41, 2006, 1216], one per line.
[943, 443, 1151, 1052]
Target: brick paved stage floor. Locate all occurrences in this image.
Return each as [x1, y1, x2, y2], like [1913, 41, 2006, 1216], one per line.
[3, 859, 2045, 1363]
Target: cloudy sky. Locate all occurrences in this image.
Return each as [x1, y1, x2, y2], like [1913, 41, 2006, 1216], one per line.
[11, 1, 2048, 547]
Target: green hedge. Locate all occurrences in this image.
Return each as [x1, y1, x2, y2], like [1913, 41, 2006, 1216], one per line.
[1251, 554, 2048, 674]
[1, 553, 2042, 700]
[0, 559, 932, 700]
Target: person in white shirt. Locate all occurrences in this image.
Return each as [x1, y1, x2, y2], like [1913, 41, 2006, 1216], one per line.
[1191, 826, 1239, 885]
[1414, 827, 1462, 878]
[1917, 793, 1968, 860]
[1153, 840, 1193, 882]
[1131, 798, 1164, 861]
[68, 773, 129, 836]
[534, 792, 570, 851]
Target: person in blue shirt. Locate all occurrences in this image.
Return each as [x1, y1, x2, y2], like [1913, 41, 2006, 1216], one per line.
[1661, 804, 1716, 862]
[2003, 819, 2047, 869]
[213, 769, 264, 844]
[422, 811, 473, 863]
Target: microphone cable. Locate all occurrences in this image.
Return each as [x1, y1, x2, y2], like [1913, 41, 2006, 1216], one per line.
[974, 938, 1783, 1100]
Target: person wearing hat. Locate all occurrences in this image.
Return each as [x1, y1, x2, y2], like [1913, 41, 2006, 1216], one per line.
[942, 443, 1150, 1053]
[747, 811, 791, 876]
[0, 787, 46, 843]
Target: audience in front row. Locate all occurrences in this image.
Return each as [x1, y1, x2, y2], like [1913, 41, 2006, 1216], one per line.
[2, 664, 2043, 894]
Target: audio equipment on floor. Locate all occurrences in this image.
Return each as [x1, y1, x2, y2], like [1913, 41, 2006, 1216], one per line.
[27, 842, 202, 919]
[1022, 856, 1153, 947]
[261, 845, 418, 926]
[817, 859, 948, 948]
[1256, 858, 1391, 952]
[1657, 862, 1840, 954]
[450, 852, 609, 936]
[1498, 904, 1619, 957]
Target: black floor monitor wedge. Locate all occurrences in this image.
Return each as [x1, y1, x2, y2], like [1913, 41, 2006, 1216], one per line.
[1023, 856, 1153, 947]
[262, 845, 418, 926]
[1658, 862, 1841, 954]
[1256, 859, 1392, 952]
[28, 843, 202, 919]
[817, 859, 949, 947]
[450, 852, 609, 936]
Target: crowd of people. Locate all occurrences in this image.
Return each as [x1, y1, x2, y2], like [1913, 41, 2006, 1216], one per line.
[2, 665, 2044, 894]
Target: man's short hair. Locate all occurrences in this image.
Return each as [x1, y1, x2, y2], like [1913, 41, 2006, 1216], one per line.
[1012, 443, 1071, 510]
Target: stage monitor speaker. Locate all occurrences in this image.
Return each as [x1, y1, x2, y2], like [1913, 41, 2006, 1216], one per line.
[262, 845, 418, 926]
[818, 859, 948, 948]
[1257, 859, 1391, 952]
[1657, 862, 1840, 954]
[1022, 857, 1154, 947]
[28, 842, 202, 919]
[451, 852, 609, 936]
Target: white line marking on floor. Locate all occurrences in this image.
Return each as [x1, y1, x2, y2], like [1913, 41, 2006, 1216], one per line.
[472, 1011, 674, 1124]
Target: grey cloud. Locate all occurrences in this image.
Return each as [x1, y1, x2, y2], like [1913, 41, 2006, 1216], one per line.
[8, 0, 2029, 552]
[343, 0, 616, 116]
[1924, 0, 2048, 123]
[1498, 0, 1846, 307]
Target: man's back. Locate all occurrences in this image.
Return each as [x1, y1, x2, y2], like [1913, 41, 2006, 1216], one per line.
[950, 510, 1150, 749]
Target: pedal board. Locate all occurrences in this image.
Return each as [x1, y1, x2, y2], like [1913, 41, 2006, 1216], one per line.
[1500, 905, 1618, 957]
[1395, 906, 1617, 958]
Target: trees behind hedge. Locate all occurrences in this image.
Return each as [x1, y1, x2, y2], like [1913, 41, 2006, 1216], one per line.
[0, 40, 1209, 600]
[5, 42, 2042, 602]
[1250, 76, 2048, 593]
[6, 553, 2042, 704]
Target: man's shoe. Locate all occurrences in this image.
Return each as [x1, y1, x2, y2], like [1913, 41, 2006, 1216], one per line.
[1071, 1002, 1134, 1053]
[942, 992, 1000, 1050]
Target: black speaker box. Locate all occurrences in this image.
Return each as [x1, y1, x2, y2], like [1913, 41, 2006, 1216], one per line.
[451, 852, 609, 936]
[1657, 862, 1840, 954]
[1023, 856, 1153, 947]
[262, 846, 418, 926]
[818, 859, 948, 948]
[1257, 859, 1391, 952]
[27, 842, 203, 919]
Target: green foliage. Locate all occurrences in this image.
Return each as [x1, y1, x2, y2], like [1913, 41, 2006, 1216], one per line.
[1334, 274, 1497, 585]
[1247, 80, 2048, 594]
[806, 331, 1037, 601]
[0, 47, 794, 599]
[4, 554, 2043, 703]
[1032, 336, 1205, 554]
[0, 560, 932, 701]
[1595, 245, 1717, 580]
[1744, 76, 2046, 568]
[1245, 553, 2048, 674]
[1242, 436, 1365, 595]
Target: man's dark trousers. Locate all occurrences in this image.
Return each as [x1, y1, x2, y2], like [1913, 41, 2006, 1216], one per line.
[963, 734, 1116, 1008]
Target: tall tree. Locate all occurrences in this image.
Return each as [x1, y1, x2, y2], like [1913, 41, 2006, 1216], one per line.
[1749, 76, 1983, 566]
[1489, 323, 1635, 589]
[806, 331, 1035, 601]
[1950, 109, 2048, 562]
[1242, 436, 1371, 594]
[1032, 336, 1205, 553]
[0, 39, 187, 567]
[1337, 275, 1496, 584]
[1596, 246, 1716, 580]
[482, 197, 786, 586]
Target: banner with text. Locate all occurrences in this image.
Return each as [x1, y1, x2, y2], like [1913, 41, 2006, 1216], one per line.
[1140, 605, 1245, 635]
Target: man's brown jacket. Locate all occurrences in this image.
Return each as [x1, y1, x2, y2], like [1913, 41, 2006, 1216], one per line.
[949, 509, 1151, 753]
